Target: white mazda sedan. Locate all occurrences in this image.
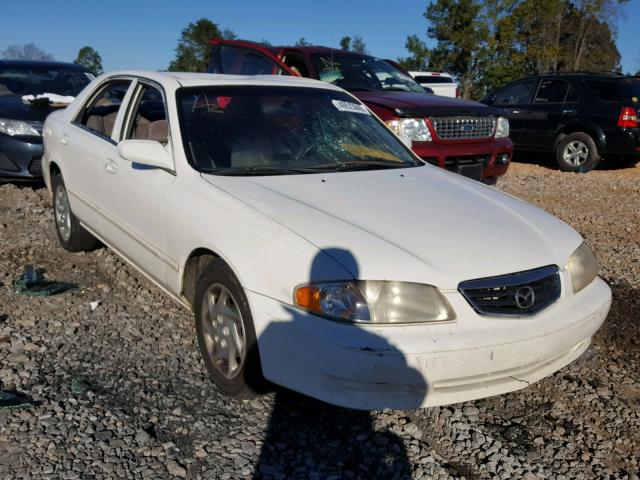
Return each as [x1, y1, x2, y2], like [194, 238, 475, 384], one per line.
[42, 71, 611, 410]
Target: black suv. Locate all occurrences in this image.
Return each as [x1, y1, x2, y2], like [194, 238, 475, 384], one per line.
[483, 73, 640, 172]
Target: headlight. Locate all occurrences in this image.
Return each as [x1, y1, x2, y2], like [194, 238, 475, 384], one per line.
[385, 118, 432, 142]
[294, 280, 455, 324]
[0, 118, 41, 137]
[567, 242, 598, 293]
[495, 117, 509, 138]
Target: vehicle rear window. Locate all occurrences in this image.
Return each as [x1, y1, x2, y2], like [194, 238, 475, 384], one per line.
[586, 80, 622, 102]
[620, 78, 640, 103]
[413, 76, 454, 84]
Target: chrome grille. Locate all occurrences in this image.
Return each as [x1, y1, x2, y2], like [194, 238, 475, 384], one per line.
[458, 265, 561, 316]
[431, 116, 496, 140]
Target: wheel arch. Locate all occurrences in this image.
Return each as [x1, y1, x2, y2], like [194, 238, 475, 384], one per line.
[181, 247, 224, 308]
[47, 161, 62, 198]
[554, 122, 606, 154]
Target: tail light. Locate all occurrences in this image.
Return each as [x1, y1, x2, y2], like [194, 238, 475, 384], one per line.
[617, 107, 638, 128]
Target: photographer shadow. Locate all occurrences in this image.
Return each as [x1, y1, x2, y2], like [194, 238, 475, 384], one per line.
[250, 248, 427, 479]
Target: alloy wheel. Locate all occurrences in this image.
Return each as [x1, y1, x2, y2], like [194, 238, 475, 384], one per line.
[562, 140, 589, 167]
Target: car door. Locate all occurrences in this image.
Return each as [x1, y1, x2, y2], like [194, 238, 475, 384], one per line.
[490, 78, 538, 148]
[64, 78, 134, 232]
[527, 78, 579, 148]
[208, 40, 298, 76]
[98, 79, 177, 287]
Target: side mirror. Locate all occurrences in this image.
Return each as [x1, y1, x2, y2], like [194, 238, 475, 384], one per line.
[400, 135, 413, 149]
[118, 139, 174, 172]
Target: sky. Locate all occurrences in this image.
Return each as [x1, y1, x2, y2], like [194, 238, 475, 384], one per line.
[1, 0, 639, 73]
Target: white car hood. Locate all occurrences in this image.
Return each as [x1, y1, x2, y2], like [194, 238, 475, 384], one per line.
[202, 166, 582, 289]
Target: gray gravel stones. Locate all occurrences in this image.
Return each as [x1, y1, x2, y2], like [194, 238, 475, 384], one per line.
[1, 162, 639, 479]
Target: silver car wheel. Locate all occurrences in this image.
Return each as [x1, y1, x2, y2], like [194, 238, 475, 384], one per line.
[562, 140, 589, 167]
[200, 283, 246, 379]
[54, 185, 72, 242]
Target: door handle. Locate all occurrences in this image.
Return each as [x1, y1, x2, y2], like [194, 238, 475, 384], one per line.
[104, 159, 118, 174]
[562, 109, 577, 115]
[60, 134, 70, 145]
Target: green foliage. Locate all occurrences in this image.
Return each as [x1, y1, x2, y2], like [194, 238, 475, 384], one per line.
[75, 46, 103, 76]
[168, 19, 235, 72]
[411, 0, 627, 99]
[295, 37, 311, 47]
[339, 36, 351, 51]
[397, 35, 430, 70]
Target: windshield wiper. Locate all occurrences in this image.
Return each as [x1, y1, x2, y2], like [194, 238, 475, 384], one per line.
[201, 166, 319, 176]
[310, 161, 410, 172]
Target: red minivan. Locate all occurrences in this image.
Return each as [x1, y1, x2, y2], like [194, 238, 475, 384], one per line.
[208, 40, 513, 183]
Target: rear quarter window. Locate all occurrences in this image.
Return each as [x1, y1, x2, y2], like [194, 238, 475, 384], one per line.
[585, 80, 622, 102]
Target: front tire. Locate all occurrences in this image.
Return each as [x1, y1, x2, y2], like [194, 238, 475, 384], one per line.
[556, 132, 600, 172]
[194, 259, 265, 398]
[51, 172, 99, 252]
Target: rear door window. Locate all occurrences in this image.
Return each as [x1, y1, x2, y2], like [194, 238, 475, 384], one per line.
[75, 80, 132, 140]
[494, 79, 536, 105]
[534, 79, 570, 103]
[586, 80, 622, 102]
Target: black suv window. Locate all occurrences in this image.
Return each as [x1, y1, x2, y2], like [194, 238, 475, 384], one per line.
[586, 80, 622, 102]
[494, 79, 535, 105]
[535, 79, 571, 103]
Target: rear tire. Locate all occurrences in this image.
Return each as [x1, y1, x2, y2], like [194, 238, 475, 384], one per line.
[556, 132, 600, 172]
[51, 172, 99, 252]
[194, 258, 266, 398]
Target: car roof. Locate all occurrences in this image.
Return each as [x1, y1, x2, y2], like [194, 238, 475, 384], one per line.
[280, 46, 374, 58]
[100, 70, 345, 91]
[0, 59, 89, 70]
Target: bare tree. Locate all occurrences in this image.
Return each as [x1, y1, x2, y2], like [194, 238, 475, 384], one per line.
[1, 43, 54, 61]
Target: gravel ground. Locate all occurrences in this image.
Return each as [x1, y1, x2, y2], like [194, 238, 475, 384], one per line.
[0, 161, 638, 479]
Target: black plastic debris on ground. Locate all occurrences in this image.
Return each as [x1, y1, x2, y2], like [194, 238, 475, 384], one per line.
[0, 390, 38, 410]
[13, 265, 76, 297]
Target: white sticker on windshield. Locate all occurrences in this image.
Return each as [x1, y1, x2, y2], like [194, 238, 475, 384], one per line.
[332, 99, 370, 115]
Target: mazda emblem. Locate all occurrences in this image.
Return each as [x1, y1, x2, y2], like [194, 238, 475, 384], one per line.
[515, 286, 535, 309]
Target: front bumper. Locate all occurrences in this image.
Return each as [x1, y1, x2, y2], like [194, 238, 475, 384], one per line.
[412, 137, 512, 182]
[248, 275, 611, 410]
[0, 133, 43, 180]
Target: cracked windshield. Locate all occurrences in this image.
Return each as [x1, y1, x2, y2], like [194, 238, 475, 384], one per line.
[177, 86, 421, 175]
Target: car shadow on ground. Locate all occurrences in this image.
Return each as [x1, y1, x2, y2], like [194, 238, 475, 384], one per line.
[511, 150, 639, 172]
[249, 248, 427, 479]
